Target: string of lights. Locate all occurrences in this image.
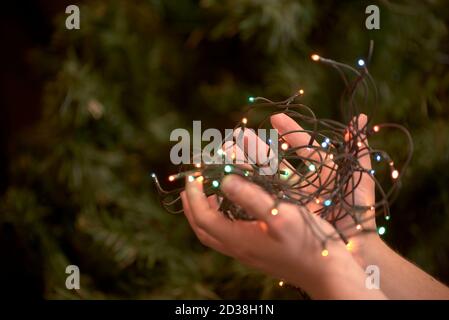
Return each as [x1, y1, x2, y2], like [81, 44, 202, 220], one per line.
[152, 42, 413, 262]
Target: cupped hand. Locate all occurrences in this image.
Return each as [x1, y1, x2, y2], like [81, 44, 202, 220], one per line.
[269, 113, 380, 264]
[180, 113, 387, 298]
[181, 173, 371, 298]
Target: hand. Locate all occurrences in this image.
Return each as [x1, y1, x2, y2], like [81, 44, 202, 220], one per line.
[181, 174, 385, 299]
[269, 113, 380, 265]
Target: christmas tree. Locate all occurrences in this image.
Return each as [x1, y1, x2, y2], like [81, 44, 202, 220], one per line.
[1, 0, 449, 298]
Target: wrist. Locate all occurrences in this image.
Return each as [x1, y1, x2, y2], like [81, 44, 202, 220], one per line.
[295, 240, 353, 296]
[318, 256, 387, 299]
[309, 244, 386, 299]
[291, 237, 387, 299]
[353, 233, 386, 267]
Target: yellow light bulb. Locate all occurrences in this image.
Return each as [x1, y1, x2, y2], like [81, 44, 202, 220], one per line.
[242, 117, 248, 125]
[346, 241, 353, 251]
[168, 175, 175, 182]
[281, 143, 289, 151]
[311, 54, 320, 61]
[391, 169, 399, 179]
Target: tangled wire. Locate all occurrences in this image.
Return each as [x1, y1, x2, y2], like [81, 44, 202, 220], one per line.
[152, 41, 413, 251]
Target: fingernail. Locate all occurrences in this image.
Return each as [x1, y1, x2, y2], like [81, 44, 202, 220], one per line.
[221, 175, 241, 196]
[186, 176, 201, 194]
[358, 113, 368, 125]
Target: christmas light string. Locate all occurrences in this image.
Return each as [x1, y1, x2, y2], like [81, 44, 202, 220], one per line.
[152, 42, 413, 262]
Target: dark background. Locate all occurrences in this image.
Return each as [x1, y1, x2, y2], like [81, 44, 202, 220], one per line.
[1, 0, 448, 299]
[0, 0, 73, 298]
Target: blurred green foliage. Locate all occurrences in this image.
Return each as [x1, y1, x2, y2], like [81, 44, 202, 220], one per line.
[1, 0, 449, 298]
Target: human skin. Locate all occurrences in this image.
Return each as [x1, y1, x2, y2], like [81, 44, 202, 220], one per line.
[181, 113, 449, 299]
[182, 176, 386, 299]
